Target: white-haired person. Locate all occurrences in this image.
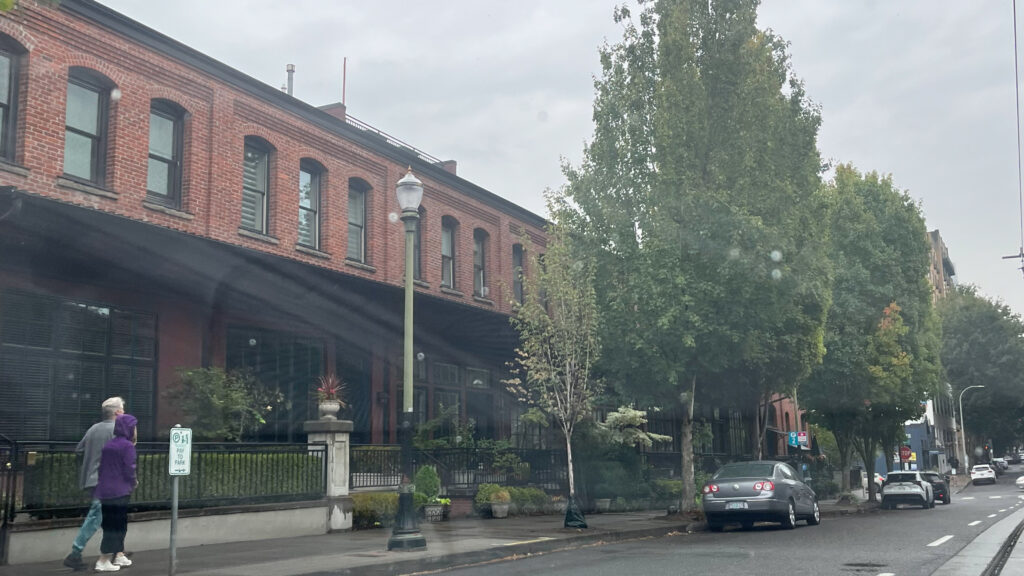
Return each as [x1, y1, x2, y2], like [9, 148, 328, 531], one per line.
[63, 396, 125, 571]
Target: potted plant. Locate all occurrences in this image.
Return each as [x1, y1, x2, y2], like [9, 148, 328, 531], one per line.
[315, 373, 346, 420]
[438, 497, 452, 520]
[414, 466, 445, 522]
[490, 489, 511, 519]
[550, 495, 567, 514]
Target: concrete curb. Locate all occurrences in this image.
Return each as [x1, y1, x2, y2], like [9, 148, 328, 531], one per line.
[298, 521, 699, 576]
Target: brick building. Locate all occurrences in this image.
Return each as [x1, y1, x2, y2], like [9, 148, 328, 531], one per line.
[0, 0, 547, 444]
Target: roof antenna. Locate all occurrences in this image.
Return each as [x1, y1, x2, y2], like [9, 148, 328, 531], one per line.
[342, 57, 347, 106]
[286, 64, 295, 96]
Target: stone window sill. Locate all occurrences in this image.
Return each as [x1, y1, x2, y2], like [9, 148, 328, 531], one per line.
[56, 176, 118, 200]
[0, 160, 30, 178]
[473, 296, 495, 306]
[296, 245, 331, 259]
[344, 259, 377, 273]
[414, 280, 430, 289]
[143, 201, 194, 220]
[238, 228, 280, 245]
[441, 287, 464, 298]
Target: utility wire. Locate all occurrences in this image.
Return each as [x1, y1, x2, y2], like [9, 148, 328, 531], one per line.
[1003, 0, 1024, 273]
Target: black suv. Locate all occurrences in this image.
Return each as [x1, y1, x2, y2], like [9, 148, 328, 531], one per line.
[921, 471, 951, 505]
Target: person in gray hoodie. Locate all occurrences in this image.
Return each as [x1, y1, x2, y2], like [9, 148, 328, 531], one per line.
[63, 396, 124, 571]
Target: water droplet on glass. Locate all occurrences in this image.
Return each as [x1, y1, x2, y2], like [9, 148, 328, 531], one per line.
[728, 248, 740, 259]
[388, 212, 399, 223]
[770, 250, 783, 262]
[771, 269, 782, 280]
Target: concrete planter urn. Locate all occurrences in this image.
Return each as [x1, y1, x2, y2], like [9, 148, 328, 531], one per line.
[318, 400, 341, 420]
[490, 502, 510, 518]
[595, 498, 612, 513]
[424, 503, 444, 522]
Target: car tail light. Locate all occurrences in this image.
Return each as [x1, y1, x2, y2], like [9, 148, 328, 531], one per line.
[702, 484, 720, 494]
[753, 481, 775, 491]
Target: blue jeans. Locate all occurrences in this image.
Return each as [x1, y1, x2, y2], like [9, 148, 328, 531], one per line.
[72, 497, 102, 554]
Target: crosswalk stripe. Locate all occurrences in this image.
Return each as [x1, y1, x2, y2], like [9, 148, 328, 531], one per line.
[927, 535, 954, 547]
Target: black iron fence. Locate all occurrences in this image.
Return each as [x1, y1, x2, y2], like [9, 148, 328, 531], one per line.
[349, 445, 568, 491]
[14, 441, 327, 518]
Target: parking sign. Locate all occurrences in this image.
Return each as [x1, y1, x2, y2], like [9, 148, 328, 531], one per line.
[169, 427, 192, 476]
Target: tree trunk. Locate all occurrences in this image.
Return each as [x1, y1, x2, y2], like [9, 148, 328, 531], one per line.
[680, 375, 697, 513]
[855, 435, 879, 501]
[834, 428, 852, 492]
[565, 426, 576, 498]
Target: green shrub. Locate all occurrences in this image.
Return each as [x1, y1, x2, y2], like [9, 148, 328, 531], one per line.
[809, 477, 839, 499]
[413, 491, 428, 511]
[651, 479, 683, 502]
[22, 450, 325, 516]
[491, 489, 511, 503]
[413, 466, 440, 501]
[352, 492, 399, 530]
[474, 483, 503, 514]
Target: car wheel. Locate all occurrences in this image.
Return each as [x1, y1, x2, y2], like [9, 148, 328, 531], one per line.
[708, 521, 724, 532]
[780, 501, 797, 529]
[806, 500, 821, 526]
[740, 520, 754, 530]
[944, 494, 951, 505]
[929, 498, 936, 509]
[921, 498, 930, 509]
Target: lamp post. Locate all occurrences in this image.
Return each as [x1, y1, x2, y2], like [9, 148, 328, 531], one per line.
[958, 385, 985, 473]
[387, 169, 426, 551]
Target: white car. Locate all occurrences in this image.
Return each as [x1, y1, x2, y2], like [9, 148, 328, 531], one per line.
[880, 471, 934, 509]
[992, 457, 1009, 471]
[1015, 475, 1024, 490]
[971, 464, 997, 485]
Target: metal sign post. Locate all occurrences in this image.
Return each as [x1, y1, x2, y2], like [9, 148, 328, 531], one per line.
[168, 425, 192, 576]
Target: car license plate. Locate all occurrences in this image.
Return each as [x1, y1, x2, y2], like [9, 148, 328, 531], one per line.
[726, 502, 747, 510]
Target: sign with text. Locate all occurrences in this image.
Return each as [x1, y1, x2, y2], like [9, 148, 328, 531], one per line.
[788, 432, 799, 447]
[797, 431, 809, 447]
[899, 445, 912, 463]
[168, 427, 192, 476]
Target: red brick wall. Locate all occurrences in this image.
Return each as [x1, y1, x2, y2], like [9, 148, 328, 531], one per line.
[0, 1, 546, 319]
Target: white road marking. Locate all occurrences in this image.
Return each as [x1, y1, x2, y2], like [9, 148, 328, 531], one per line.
[962, 497, 975, 500]
[1000, 509, 1007, 512]
[990, 496, 1003, 499]
[501, 537, 554, 546]
[927, 535, 954, 547]
[988, 514, 998, 518]
[969, 520, 982, 526]
[877, 573, 896, 576]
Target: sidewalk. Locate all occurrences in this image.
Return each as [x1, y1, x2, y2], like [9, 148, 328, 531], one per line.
[0, 501, 869, 576]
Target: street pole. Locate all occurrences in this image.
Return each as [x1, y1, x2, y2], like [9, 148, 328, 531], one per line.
[958, 385, 985, 473]
[388, 170, 426, 551]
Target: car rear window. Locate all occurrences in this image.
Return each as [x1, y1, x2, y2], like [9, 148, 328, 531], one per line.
[714, 462, 776, 479]
[973, 465, 991, 471]
[886, 473, 917, 483]
[922, 473, 940, 482]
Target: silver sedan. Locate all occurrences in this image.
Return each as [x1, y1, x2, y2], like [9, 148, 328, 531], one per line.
[701, 460, 820, 531]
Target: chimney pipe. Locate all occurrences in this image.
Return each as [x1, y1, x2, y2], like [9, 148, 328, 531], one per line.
[286, 64, 295, 96]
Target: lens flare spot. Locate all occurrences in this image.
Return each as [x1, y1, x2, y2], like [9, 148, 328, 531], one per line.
[388, 212, 399, 223]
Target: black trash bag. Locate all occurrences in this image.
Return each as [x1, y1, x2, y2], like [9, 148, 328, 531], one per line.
[564, 495, 587, 528]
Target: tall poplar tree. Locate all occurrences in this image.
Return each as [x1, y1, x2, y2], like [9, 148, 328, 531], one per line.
[560, 0, 830, 512]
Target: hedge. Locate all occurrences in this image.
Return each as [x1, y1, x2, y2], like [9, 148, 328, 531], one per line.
[352, 492, 398, 530]
[22, 451, 325, 515]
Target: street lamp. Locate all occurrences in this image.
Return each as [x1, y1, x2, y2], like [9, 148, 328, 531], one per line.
[387, 169, 427, 551]
[958, 385, 985, 473]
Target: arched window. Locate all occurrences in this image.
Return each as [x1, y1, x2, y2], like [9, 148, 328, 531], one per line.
[473, 229, 489, 298]
[147, 99, 186, 207]
[347, 178, 371, 262]
[784, 411, 791, 432]
[0, 35, 26, 162]
[441, 216, 458, 289]
[241, 136, 273, 233]
[512, 244, 524, 304]
[64, 67, 115, 185]
[298, 159, 325, 248]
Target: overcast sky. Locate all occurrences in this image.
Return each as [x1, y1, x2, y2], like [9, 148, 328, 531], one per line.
[99, 0, 1024, 316]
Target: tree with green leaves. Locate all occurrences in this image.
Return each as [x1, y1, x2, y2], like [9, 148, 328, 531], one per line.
[939, 285, 1024, 457]
[802, 165, 939, 498]
[558, 0, 830, 512]
[506, 216, 602, 527]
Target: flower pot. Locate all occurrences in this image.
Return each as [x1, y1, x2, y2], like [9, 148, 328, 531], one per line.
[424, 503, 444, 522]
[491, 502, 510, 518]
[318, 400, 341, 420]
[595, 498, 611, 513]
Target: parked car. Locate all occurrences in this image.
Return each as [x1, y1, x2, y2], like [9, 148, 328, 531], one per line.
[992, 457, 1009, 471]
[880, 471, 934, 509]
[701, 460, 820, 531]
[921, 471, 951, 504]
[971, 464, 997, 485]
[1016, 475, 1024, 490]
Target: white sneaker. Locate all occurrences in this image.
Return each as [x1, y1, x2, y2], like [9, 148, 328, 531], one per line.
[113, 555, 132, 567]
[94, 559, 121, 572]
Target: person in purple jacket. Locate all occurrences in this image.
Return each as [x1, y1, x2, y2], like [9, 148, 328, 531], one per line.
[92, 413, 138, 572]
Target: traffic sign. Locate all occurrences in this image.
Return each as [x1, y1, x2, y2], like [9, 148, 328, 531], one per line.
[788, 432, 799, 447]
[169, 427, 192, 476]
[797, 431, 809, 447]
[899, 445, 912, 462]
